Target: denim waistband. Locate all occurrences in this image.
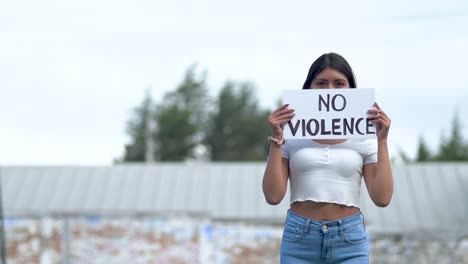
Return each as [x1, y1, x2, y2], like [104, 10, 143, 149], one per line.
[286, 209, 364, 232]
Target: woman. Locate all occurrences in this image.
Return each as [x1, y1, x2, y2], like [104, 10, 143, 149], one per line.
[263, 53, 393, 263]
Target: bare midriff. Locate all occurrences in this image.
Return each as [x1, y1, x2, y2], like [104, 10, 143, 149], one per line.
[290, 138, 358, 221]
[290, 201, 359, 221]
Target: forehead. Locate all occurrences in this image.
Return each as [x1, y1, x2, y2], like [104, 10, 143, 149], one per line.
[315, 68, 347, 80]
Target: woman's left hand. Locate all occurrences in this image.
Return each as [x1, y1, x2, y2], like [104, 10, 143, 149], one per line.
[368, 102, 391, 141]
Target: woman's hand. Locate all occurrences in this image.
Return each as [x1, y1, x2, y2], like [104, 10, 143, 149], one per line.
[368, 102, 391, 141]
[268, 104, 295, 137]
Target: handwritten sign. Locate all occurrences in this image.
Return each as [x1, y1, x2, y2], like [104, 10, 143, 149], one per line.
[282, 89, 376, 139]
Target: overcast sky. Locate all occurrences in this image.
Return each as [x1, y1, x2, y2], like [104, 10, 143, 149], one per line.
[1, 0, 468, 165]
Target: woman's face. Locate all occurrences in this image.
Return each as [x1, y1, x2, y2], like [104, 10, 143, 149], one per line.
[310, 67, 350, 89]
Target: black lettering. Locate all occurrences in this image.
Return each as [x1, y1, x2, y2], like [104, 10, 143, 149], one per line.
[332, 118, 342, 135]
[343, 118, 354, 135]
[287, 119, 301, 136]
[331, 94, 346, 111]
[320, 119, 331, 135]
[318, 94, 330, 112]
[302, 119, 306, 136]
[366, 118, 375, 134]
[306, 119, 319, 136]
[356, 118, 365, 135]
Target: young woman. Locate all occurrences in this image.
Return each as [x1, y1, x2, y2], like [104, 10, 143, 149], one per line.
[263, 53, 393, 263]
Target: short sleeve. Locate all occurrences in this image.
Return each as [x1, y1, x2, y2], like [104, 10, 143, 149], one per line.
[281, 142, 290, 159]
[363, 139, 378, 164]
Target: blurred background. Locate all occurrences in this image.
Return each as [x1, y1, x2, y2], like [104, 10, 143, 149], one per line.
[1, 0, 468, 263]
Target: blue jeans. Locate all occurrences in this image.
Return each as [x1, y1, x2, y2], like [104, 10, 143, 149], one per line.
[280, 210, 369, 264]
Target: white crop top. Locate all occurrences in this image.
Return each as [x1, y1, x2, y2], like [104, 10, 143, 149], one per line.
[281, 139, 377, 208]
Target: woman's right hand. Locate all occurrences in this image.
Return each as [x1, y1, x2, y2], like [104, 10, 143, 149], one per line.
[267, 104, 295, 137]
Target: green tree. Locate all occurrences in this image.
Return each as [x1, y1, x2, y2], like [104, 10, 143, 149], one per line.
[155, 65, 210, 161]
[122, 89, 154, 162]
[205, 81, 271, 160]
[416, 135, 432, 162]
[435, 111, 468, 161]
[155, 104, 197, 160]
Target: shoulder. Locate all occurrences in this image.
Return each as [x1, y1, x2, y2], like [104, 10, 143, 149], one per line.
[347, 138, 377, 148]
[284, 139, 310, 148]
[345, 139, 377, 154]
[346, 139, 378, 164]
[282, 139, 310, 154]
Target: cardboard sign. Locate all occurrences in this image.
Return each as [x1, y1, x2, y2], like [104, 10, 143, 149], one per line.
[282, 89, 376, 139]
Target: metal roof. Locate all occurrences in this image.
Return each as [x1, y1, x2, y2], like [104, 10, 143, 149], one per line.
[1, 163, 467, 234]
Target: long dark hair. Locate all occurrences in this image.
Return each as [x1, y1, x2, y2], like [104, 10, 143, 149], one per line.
[302, 53, 357, 89]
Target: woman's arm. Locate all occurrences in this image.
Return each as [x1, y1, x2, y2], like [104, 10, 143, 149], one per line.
[263, 146, 289, 205]
[363, 103, 394, 207]
[363, 140, 393, 207]
[262, 104, 295, 205]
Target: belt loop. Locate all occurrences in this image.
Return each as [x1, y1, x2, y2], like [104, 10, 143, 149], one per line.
[360, 212, 366, 228]
[303, 218, 310, 234]
[338, 219, 344, 237]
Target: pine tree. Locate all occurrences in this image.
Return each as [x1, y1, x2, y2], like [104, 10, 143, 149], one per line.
[205, 81, 271, 160]
[416, 135, 432, 162]
[155, 65, 210, 161]
[435, 111, 468, 161]
[122, 89, 154, 162]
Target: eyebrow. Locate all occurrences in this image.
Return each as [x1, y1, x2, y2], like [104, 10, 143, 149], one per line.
[314, 78, 348, 82]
